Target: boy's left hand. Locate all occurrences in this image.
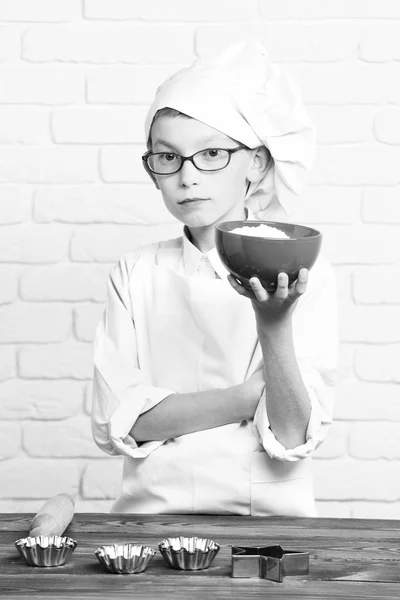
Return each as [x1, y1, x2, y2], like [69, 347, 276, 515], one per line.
[227, 268, 309, 327]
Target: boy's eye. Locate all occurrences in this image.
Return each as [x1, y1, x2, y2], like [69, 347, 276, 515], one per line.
[201, 149, 222, 160]
[159, 153, 179, 163]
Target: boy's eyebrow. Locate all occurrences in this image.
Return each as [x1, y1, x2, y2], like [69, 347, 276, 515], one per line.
[153, 135, 235, 152]
[152, 138, 180, 151]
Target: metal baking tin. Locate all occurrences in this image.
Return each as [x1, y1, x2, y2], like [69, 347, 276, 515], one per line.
[15, 535, 77, 567]
[231, 544, 309, 582]
[95, 543, 156, 574]
[159, 536, 220, 570]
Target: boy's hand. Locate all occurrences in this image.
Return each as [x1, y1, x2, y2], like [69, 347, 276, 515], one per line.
[227, 269, 309, 327]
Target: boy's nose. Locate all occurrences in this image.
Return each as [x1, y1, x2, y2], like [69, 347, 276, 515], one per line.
[178, 159, 201, 187]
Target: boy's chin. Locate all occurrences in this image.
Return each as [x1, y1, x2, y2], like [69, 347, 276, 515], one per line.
[171, 202, 244, 228]
[174, 207, 216, 228]
[182, 214, 219, 229]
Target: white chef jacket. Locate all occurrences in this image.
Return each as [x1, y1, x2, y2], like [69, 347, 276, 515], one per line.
[91, 209, 339, 516]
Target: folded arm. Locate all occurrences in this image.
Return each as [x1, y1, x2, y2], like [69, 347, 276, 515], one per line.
[130, 371, 264, 442]
[91, 254, 264, 459]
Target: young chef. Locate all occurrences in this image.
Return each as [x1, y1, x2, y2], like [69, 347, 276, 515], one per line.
[91, 40, 339, 516]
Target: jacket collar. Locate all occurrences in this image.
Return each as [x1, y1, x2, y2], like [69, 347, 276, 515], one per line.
[183, 207, 255, 278]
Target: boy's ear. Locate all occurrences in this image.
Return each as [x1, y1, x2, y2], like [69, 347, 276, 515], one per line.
[246, 146, 271, 184]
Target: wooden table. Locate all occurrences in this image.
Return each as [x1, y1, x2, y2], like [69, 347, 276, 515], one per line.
[1, 513, 400, 599]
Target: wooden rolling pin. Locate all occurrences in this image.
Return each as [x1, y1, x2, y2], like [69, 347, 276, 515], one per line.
[29, 493, 75, 538]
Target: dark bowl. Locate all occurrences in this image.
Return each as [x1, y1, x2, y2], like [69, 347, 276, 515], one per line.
[215, 220, 322, 292]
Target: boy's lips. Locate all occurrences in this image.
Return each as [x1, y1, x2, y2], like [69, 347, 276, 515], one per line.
[178, 198, 210, 204]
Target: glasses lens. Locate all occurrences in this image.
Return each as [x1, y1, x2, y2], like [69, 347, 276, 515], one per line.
[193, 149, 230, 171]
[147, 153, 182, 174]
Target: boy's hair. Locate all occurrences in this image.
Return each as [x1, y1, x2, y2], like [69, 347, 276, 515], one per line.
[153, 107, 191, 121]
[149, 107, 254, 153]
[148, 107, 191, 149]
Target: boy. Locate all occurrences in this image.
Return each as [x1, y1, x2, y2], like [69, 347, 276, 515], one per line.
[91, 40, 338, 516]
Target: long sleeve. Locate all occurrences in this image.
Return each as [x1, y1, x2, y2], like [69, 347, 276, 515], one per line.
[91, 253, 175, 459]
[252, 255, 339, 461]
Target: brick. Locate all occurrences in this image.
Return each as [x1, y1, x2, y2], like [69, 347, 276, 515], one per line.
[74, 303, 105, 343]
[332, 267, 355, 342]
[350, 502, 400, 520]
[22, 24, 196, 64]
[0, 347, 16, 381]
[0, 380, 84, 420]
[332, 265, 352, 295]
[388, 74, 400, 104]
[20, 264, 110, 302]
[315, 502, 351, 518]
[0, 225, 70, 263]
[19, 342, 93, 380]
[0, 187, 32, 224]
[320, 225, 400, 265]
[0, 0, 82, 21]
[84, 381, 93, 415]
[100, 148, 149, 183]
[307, 106, 376, 145]
[0, 107, 51, 144]
[23, 417, 103, 458]
[355, 345, 400, 383]
[340, 305, 400, 343]
[0, 303, 72, 342]
[51, 107, 147, 144]
[0, 26, 21, 61]
[336, 343, 355, 383]
[291, 65, 400, 105]
[290, 186, 362, 225]
[0, 147, 98, 184]
[85, 0, 258, 20]
[196, 24, 358, 62]
[0, 459, 81, 498]
[375, 108, 400, 145]
[71, 223, 182, 262]
[360, 23, 400, 62]
[309, 147, 400, 186]
[313, 422, 348, 460]
[313, 459, 400, 500]
[334, 379, 400, 421]
[0, 67, 84, 104]
[82, 459, 124, 499]
[353, 267, 400, 304]
[363, 187, 400, 223]
[258, 0, 400, 18]
[349, 422, 400, 460]
[0, 267, 19, 304]
[34, 184, 173, 225]
[87, 65, 182, 105]
[0, 423, 21, 459]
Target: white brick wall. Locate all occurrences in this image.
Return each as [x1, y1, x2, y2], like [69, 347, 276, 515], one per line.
[1, 0, 399, 518]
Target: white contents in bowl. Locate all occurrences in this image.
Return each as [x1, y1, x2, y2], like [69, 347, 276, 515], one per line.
[230, 224, 290, 239]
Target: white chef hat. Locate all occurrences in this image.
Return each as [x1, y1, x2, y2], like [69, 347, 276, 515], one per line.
[144, 39, 316, 218]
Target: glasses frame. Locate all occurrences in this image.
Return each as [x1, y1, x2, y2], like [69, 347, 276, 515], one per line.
[142, 145, 248, 175]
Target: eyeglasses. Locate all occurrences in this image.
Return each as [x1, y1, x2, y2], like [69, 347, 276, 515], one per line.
[142, 146, 248, 175]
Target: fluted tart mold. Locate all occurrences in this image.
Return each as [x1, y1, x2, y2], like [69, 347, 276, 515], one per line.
[15, 535, 77, 567]
[95, 543, 156, 574]
[159, 536, 220, 570]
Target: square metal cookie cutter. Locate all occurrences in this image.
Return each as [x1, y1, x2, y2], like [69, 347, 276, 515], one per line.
[231, 544, 309, 582]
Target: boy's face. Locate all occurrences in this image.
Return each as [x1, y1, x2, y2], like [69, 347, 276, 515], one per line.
[150, 115, 257, 229]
